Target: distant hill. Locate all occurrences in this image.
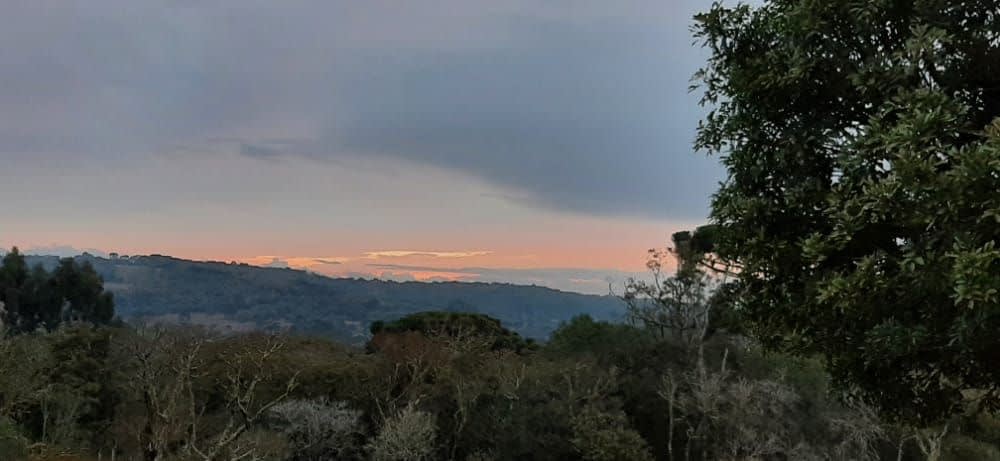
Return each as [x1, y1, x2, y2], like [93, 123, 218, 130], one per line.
[23, 254, 625, 341]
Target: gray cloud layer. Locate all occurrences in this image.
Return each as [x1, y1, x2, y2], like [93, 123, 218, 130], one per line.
[1, 0, 720, 219]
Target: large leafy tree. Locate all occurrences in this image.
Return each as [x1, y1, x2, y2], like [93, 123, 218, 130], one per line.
[694, 0, 1000, 423]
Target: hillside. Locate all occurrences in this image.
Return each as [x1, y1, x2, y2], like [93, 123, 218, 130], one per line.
[23, 254, 625, 341]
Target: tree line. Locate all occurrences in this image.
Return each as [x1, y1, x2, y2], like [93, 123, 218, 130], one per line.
[1, 248, 115, 334]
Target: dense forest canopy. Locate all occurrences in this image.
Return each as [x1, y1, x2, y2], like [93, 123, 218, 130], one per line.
[695, 0, 1000, 424]
[369, 311, 538, 353]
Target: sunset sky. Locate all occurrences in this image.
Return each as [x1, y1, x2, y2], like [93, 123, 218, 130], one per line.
[0, 0, 722, 294]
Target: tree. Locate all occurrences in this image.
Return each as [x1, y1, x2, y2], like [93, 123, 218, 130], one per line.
[52, 260, 115, 326]
[624, 231, 716, 351]
[119, 328, 298, 461]
[38, 326, 120, 449]
[546, 315, 639, 359]
[367, 402, 437, 461]
[0, 331, 52, 421]
[120, 327, 205, 461]
[268, 398, 364, 460]
[0, 250, 115, 333]
[370, 312, 535, 353]
[694, 0, 1000, 424]
[570, 405, 654, 461]
[0, 248, 29, 331]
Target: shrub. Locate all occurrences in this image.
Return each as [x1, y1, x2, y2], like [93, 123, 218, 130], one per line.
[570, 406, 653, 461]
[368, 403, 437, 461]
[269, 398, 363, 460]
[0, 417, 28, 460]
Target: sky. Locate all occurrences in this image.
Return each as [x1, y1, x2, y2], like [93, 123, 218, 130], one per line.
[0, 0, 722, 295]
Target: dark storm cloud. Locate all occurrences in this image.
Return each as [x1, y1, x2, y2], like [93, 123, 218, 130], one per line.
[328, 18, 718, 217]
[0, 0, 720, 219]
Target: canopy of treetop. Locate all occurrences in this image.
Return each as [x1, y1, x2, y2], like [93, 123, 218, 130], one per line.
[695, 0, 1000, 424]
[0, 247, 115, 333]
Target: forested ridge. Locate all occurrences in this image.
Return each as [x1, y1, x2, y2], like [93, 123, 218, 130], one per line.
[21, 253, 623, 341]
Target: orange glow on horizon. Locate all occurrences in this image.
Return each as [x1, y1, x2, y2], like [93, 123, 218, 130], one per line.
[3, 214, 696, 289]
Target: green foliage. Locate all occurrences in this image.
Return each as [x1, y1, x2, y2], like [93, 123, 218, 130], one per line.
[9, 309, 1000, 460]
[0, 417, 29, 460]
[570, 406, 654, 461]
[371, 311, 537, 353]
[1, 249, 115, 334]
[374, 311, 503, 337]
[0, 332, 52, 420]
[0, 326, 122, 458]
[40, 326, 119, 449]
[695, 0, 1000, 424]
[546, 315, 642, 358]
